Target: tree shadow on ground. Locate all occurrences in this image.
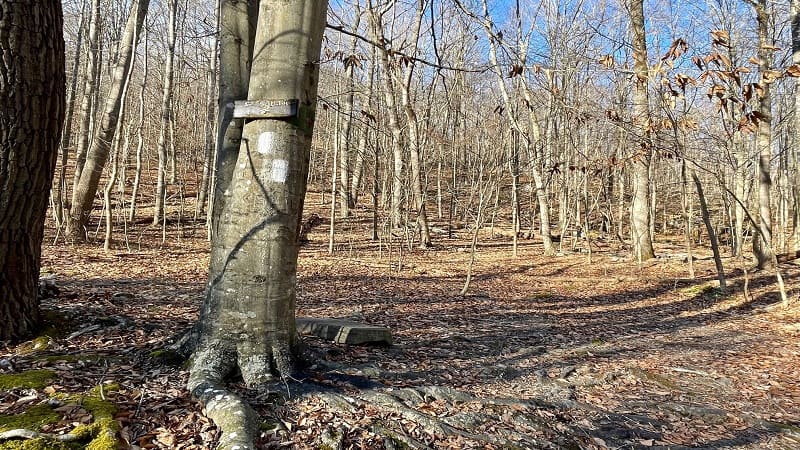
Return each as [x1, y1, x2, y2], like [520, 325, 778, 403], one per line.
[29, 248, 799, 449]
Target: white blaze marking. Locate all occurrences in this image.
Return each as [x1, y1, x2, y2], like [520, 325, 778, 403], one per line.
[271, 159, 288, 183]
[257, 132, 275, 154]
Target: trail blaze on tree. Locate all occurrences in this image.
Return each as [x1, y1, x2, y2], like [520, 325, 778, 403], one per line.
[187, 1, 328, 447]
[0, 0, 65, 342]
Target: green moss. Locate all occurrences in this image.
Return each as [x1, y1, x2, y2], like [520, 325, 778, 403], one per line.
[680, 282, 721, 297]
[35, 310, 74, 341]
[0, 418, 120, 450]
[79, 396, 116, 421]
[16, 337, 52, 355]
[259, 419, 284, 433]
[0, 383, 121, 450]
[0, 404, 60, 432]
[0, 438, 73, 450]
[0, 370, 56, 390]
[89, 383, 120, 397]
[72, 418, 119, 450]
[149, 349, 185, 366]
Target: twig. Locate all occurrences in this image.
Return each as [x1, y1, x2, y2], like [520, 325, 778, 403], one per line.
[669, 367, 710, 376]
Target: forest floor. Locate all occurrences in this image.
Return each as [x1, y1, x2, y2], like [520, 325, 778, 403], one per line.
[2, 196, 800, 449]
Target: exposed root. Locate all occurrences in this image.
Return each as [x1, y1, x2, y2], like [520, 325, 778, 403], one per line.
[0, 428, 80, 442]
[308, 383, 581, 449]
[188, 378, 259, 450]
[188, 342, 258, 450]
[188, 335, 307, 450]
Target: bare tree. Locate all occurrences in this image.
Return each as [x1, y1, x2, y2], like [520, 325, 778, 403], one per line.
[793, 0, 800, 252]
[746, 0, 775, 269]
[67, 0, 150, 241]
[154, 0, 180, 225]
[627, 0, 656, 261]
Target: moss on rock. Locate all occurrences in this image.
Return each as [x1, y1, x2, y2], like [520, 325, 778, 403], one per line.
[71, 418, 119, 450]
[0, 404, 60, 433]
[15, 337, 53, 356]
[0, 370, 56, 390]
[0, 438, 73, 450]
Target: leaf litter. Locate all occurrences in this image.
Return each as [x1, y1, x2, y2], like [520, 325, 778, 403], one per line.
[1, 200, 799, 449]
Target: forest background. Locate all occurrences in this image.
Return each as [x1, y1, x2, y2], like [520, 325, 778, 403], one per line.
[1, 0, 800, 448]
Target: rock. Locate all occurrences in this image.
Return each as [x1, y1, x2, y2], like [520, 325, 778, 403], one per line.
[296, 317, 393, 346]
[38, 277, 59, 300]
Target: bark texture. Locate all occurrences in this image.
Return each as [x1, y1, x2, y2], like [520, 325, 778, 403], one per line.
[190, 0, 328, 388]
[628, 0, 655, 261]
[0, 0, 66, 341]
[153, 0, 179, 225]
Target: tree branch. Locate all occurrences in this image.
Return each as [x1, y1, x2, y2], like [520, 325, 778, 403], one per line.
[325, 22, 490, 73]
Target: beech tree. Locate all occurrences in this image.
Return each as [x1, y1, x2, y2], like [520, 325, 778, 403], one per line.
[747, 0, 776, 269]
[627, 0, 656, 261]
[67, 0, 149, 241]
[187, 1, 328, 448]
[0, 0, 65, 341]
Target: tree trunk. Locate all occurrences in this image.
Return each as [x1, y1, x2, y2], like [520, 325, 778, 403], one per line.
[207, 0, 257, 242]
[67, 0, 150, 241]
[190, 0, 328, 393]
[399, 0, 432, 247]
[628, 0, 655, 261]
[338, 15, 361, 217]
[103, 15, 140, 251]
[472, 0, 553, 255]
[154, 0, 179, 225]
[0, 0, 65, 341]
[197, 0, 220, 218]
[368, 3, 404, 230]
[350, 46, 376, 209]
[129, 25, 149, 223]
[692, 171, 727, 290]
[751, 0, 774, 269]
[789, 0, 799, 251]
[70, 0, 100, 210]
[53, 0, 88, 228]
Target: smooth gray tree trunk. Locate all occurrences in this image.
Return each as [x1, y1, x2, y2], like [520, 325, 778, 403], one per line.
[751, 0, 775, 269]
[154, 0, 179, 225]
[189, 0, 327, 392]
[67, 0, 150, 241]
[53, 0, 88, 228]
[188, 2, 327, 448]
[70, 0, 100, 212]
[628, 0, 656, 261]
[197, 0, 221, 218]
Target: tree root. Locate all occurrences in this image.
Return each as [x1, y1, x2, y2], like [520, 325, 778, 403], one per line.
[188, 378, 259, 450]
[310, 384, 580, 449]
[0, 428, 81, 442]
[186, 344, 588, 449]
[188, 342, 259, 450]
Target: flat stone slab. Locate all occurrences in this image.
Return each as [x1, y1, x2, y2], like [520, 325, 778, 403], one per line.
[296, 317, 393, 346]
